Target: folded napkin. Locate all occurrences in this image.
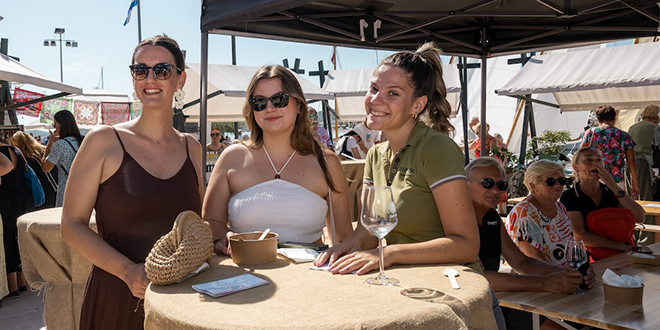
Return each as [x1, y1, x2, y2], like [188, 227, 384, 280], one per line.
[277, 248, 319, 263]
[602, 268, 642, 288]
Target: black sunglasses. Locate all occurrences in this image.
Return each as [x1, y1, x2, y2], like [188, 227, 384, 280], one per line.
[477, 178, 508, 191]
[545, 177, 567, 187]
[249, 92, 290, 111]
[210, 133, 221, 137]
[129, 63, 181, 80]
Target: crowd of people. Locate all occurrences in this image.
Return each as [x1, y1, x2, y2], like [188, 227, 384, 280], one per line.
[0, 33, 656, 330]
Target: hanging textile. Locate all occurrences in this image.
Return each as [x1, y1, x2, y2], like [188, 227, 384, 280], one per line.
[101, 102, 130, 125]
[41, 98, 72, 124]
[13, 88, 44, 117]
[73, 100, 99, 125]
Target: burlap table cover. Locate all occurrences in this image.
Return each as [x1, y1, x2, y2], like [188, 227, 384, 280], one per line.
[145, 255, 497, 330]
[341, 159, 365, 222]
[18, 207, 96, 330]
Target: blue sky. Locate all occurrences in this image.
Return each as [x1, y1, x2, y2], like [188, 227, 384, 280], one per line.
[1, 0, 396, 96]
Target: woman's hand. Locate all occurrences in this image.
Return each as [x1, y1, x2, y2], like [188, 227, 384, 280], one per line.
[314, 241, 359, 267]
[47, 130, 59, 146]
[214, 236, 230, 256]
[123, 262, 150, 298]
[544, 268, 583, 293]
[584, 264, 596, 289]
[326, 248, 384, 275]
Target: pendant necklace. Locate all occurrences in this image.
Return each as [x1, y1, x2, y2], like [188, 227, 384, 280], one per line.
[263, 146, 296, 179]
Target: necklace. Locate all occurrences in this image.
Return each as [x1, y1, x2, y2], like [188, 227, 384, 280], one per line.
[263, 146, 296, 179]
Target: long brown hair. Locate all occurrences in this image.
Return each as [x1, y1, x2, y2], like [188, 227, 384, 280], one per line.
[242, 65, 337, 192]
[379, 42, 453, 135]
[9, 131, 45, 160]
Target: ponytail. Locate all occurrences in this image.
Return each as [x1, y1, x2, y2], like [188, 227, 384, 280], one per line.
[379, 42, 454, 135]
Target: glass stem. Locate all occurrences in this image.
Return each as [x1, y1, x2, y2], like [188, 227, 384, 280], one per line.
[378, 237, 385, 277]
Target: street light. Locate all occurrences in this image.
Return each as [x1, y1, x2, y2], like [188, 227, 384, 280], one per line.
[43, 27, 78, 83]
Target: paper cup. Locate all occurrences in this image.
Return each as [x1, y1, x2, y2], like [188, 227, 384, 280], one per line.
[229, 232, 279, 265]
[603, 283, 644, 305]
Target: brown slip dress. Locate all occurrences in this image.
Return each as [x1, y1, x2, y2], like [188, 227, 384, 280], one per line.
[79, 128, 201, 330]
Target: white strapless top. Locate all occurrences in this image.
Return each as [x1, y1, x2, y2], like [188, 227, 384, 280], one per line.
[228, 179, 328, 243]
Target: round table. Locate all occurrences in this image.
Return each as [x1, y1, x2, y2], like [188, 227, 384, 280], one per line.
[144, 256, 497, 330]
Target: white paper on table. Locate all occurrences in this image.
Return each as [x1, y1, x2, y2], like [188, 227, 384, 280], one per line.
[642, 203, 660, 208]
[602, 268, 643, 288]
[277, 248, 319, 263]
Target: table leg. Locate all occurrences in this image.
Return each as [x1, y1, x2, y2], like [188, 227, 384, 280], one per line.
[533, 313, 540, 330]
[546, 316, 580, 330]
[655, 215, 660, 243]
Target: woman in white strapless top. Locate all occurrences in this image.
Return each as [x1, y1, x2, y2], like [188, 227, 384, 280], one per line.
[203, 65, 354, 254]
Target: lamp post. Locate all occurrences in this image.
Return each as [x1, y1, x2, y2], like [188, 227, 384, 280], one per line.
[43, 28, 78, 83]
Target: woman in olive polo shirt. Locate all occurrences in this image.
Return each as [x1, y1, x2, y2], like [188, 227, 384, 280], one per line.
[316, 42, 480, 274]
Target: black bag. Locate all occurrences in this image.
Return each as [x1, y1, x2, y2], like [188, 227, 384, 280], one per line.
[653, 145, 660, 168]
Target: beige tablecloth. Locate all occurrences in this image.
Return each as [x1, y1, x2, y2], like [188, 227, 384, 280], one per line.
[145, 256, 497, 330]
[341, 159, 365, 222]
[18, 208, 96, 330]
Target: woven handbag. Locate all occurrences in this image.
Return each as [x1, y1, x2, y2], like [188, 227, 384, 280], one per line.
[145, 210, 214, 285]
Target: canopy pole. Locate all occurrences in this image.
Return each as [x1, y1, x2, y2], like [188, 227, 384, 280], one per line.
[479, 27, 487, 157]
[459, 56, 470, 166]
[201, 31, 209, 186]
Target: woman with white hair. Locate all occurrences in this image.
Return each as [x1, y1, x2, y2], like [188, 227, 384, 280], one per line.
[506, 160, 574, 267]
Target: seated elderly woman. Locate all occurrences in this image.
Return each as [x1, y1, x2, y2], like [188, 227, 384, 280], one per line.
[560, 147, 645, 261]
[507, 160, 574, 267]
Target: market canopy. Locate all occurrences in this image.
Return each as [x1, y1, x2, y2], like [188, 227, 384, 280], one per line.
[202, 0, 660, 57]
[0, 53, 81, 94]
[496, 41, 660, 112]
[183, 63, 333, 122]
[322, 64, 462, 121]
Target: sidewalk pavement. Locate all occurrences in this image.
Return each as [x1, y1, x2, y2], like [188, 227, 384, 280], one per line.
[0, 288, 45, 330]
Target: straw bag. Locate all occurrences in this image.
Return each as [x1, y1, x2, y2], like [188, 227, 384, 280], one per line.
[145, 210, 214, 285]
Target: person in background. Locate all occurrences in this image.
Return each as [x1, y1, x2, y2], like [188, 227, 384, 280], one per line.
[206, 128, 226, 153]
[0, 140, 34, 299]
[42, 110, 83, 207]
[61, 34, 204, 329]
[352, 118, 381, 158]
[580, 105, 638, 198]
[10, 131, 58, 209]
[629, 104, 659, 244]
[203, 65, 354, 254]
[470, 122, 499, 158]
[507, 160, 573, 267]
[560, 147, 645, 261]
[308, 107, 334, 149]
[467, 157, 592, 330]
[335, 130, 362, 160]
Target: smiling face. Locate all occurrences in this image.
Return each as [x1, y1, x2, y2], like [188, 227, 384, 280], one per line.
[252, 78, 299, 137]
[132, 44, 186, 110]
[468, 165, 506, 211]
[364, 65, 427, 134]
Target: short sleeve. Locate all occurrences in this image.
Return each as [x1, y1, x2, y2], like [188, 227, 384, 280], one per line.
[622, 131, 635, 151]
[506, 202, 543, 249]
[581, 129, 592, 147]
[347, 137, 358, 149]
[363, 147, 375, 185]
[46, 140, 65, 165]
[421, 135, 466, 190]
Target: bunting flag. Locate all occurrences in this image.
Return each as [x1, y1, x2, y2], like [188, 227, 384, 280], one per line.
[73, 100, 100, 125]
[12, 88, 44, 117]
[41, 98, 72, 124]
[129, 101, 143, 119]
[123, 0, 138, 26]
[102, 102, 130, 125]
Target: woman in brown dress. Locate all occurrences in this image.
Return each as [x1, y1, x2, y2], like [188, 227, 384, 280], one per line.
[61, 35, 204, 330]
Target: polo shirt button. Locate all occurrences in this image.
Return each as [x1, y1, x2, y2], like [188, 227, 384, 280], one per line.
[395, 158, 400, 162]
[391, 169, 396, 173]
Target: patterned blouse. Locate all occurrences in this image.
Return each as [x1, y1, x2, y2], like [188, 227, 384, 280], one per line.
[46, 136, 79, 207]
[581, 126, 635, 183]
[506, 197, 574, 267]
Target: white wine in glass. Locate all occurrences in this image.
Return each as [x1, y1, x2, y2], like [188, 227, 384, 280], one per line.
[361, 186, 399, 286]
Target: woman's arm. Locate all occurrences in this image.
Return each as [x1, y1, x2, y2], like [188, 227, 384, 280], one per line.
[324, 152, 354, 244]
[186, 134, 205, 201]
[567, 210, 632, 252]
[0, 149, 14, 176]
[61, 126, 150, 298]
[201, 146, 236, 255]
[624, 149, 639, 198]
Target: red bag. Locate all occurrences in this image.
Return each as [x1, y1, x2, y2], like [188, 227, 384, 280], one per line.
[585, 207, 635, 261]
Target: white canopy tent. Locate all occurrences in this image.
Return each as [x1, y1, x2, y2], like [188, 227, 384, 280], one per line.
[0, 53, 82, 94]
[497, 42, 660, 112]
[322, 64, 462, 122]
[182, 63, 334, 122]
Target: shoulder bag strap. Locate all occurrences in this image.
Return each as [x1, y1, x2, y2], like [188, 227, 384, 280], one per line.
[327, 191, 337, 246]
[59, 138, 79, 175]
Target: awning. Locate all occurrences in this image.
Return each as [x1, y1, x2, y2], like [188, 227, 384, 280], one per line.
[0, 53, 82, 94]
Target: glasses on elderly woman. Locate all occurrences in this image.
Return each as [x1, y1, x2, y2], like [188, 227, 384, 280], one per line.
[545, 177, 567, 187]
[129, 63, 181, 80]
[475, 178, 508, 191]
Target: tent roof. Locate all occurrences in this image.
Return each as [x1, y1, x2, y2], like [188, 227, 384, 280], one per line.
[496, 41, 660, 111]
[183, 63, 333, 122]
[201, 0, 660, 57]
[0, 53, 82, 94]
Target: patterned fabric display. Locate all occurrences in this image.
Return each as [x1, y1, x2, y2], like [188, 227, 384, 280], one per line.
[130, 102, 142, 119]
[73, 100, 99, 125]
[40, 98, 72, 124]
[102, 102, 130, 125]
[13, 88, 44, 117]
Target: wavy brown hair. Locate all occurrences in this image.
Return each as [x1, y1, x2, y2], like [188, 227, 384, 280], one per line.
[9, 131, 45, 160]
[379, 42, 454, 135]
[242, 65, 337, 192]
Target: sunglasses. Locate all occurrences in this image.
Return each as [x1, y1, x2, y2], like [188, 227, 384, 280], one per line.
[129, 63, 181, 80]
[545, 177, 567, 187]
[249, 92, 290, 111]
[210, 133, 221, 137]
[475, 178, 508, 191]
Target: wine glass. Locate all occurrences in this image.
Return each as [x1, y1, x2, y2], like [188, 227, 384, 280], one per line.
[564, 238, 589, 294]
[360, 186, 399, 286]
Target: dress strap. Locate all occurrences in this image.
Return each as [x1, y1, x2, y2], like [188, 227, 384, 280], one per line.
[111, 126, 127, 152]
